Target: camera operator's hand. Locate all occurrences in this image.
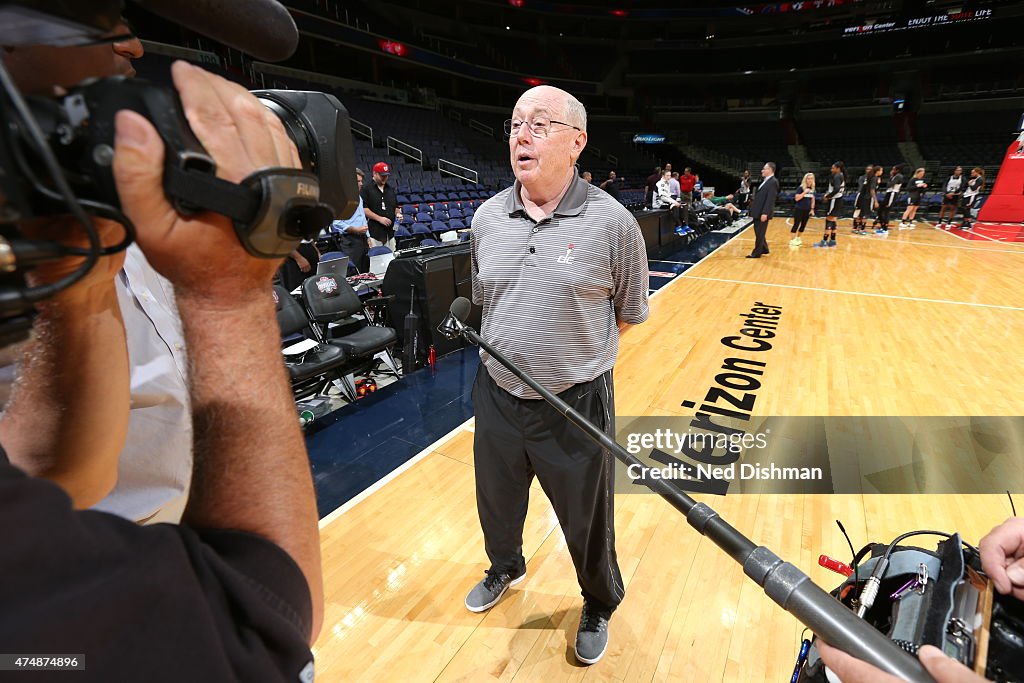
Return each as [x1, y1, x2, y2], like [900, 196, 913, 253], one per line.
[112, 61, 300, 303]
[980, 517, 1024, 600]
[818, 642, 984, 683]
[110, 61, 323, 643]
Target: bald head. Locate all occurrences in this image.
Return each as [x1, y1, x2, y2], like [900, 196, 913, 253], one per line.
[508, 85, 589, 198]
[514, 85, 587, 132]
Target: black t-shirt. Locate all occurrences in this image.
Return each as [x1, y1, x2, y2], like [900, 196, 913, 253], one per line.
[908, 178, 927, 200]
[360, 181, 399, 242]
[827, 173, 845, 200]
[0, 448, 314, 682]
[601, 179, 620, 200]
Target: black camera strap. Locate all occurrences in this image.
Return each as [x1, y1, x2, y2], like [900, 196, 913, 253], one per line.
[163, 165, 260, 224]
[163, 165, 333, 258]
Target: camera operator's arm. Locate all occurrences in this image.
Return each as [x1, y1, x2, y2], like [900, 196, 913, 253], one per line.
[0, 223, 129, 508]
[112, 62, 322, 641]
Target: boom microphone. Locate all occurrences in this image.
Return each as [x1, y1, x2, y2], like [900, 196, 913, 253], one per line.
[130, 0, 300, 62]
[439, 298, 933, 682]
[450, 296, 472, 324]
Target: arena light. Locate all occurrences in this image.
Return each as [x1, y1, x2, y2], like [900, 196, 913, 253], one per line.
[610, 9, 629, 17]
[377, 39, 406, 57]
[522, 77, 545, 86]
[508, 0, 525, 7]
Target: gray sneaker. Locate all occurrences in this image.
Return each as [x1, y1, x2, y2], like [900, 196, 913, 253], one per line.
[464, 567, 526, 613]
[574, 603, 611, 665]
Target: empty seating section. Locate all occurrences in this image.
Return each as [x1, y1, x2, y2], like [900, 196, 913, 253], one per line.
[453, 110, 658, 188]
[339, 99, 515, 244]
[916, 110, 1018, 180]
[799, 117, 903, 177]
[685, 120, 792, 172]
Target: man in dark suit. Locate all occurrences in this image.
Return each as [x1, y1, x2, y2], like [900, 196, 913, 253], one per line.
[747, 162, 779, 258]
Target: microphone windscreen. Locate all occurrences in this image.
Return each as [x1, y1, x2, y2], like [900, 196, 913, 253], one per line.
[131, 0, 299, 62]
[450, 297, 472, 323]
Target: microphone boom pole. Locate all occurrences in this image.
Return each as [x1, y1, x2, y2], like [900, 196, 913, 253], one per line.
[438, 301, 932, 683]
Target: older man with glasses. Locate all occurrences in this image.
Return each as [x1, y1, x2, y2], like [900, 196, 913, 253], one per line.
[466, 86, 649, 665]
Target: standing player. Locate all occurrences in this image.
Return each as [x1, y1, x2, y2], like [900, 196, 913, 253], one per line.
[876, 164, 904, 234]
[737, 169, 752, 211]
[790, 173, 815, 247]
[937, 166, 965, 228]
[814, 162, 845, 248]
[956, 167, 985, 230]
[868, 165, 884, 230]
[899, 168, 928, 229]
[852, 165, 875, 235]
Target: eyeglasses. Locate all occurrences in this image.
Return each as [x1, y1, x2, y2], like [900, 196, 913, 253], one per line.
[504, 118, 582, 138]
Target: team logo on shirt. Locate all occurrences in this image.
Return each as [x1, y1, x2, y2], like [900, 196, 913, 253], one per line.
[556, 243, 576, 264]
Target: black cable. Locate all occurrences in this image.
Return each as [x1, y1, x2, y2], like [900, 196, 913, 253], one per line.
[857, 530, 979, 619]
[6, 119, 134, 256]
[875, 530, 979, 575]
[1010, 491, 1018, 517]
[836, 519, 860, 586]
[0, 61, 100, 302]
[63, 200, 135, 256]
[881, 530, 952, 564]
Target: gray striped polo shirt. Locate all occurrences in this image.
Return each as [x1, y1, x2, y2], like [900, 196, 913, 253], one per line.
[470, 171, 650, 399]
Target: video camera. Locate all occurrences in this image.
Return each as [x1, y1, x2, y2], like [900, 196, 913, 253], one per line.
[0, 0, 357, 342]
[5, 79, 357, 255]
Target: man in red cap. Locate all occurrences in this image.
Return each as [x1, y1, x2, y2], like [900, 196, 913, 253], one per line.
[361, 161, 400, 249]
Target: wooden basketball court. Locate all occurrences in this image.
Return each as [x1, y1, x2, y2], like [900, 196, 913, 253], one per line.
[311, 218, 1024, 682]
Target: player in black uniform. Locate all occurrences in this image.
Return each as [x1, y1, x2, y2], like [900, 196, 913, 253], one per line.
[937, 167, 965, 228]
[736, 170, 752, 211]
[876, 164, 904, 234]
[868, 165, 884, 230]
[956, 167, 985, 230]
[852, 165, 876, 235]
[814, 162, 845, 248]
[899, 168, 927, 229]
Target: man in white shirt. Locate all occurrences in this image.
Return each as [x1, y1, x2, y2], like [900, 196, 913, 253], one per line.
[95, 246, 191, 523]
[656, 170, 685, 228]
[668, 172, 681, 200]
